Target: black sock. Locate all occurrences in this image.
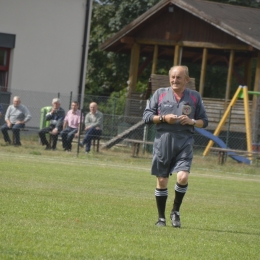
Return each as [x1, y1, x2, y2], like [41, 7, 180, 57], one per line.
[172, 182, 188, 212]
[155, 188, 168, 219]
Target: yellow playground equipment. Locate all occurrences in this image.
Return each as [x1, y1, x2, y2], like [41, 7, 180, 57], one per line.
[203, 85, 260, 157]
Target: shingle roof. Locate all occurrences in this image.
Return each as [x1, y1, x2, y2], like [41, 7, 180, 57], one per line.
[100, 0, 260, 51]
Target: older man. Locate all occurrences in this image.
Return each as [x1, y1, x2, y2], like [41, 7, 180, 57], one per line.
[143, 65, 208, 228]
[1, 96, 32, 146]
[38, 98, 65, 150]
[79, 102, 103, 153]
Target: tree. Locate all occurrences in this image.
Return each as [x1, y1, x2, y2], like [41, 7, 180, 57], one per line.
[86, 0, 161, 96]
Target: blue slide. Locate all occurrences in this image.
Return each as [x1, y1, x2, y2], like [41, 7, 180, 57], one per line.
[195, 127, 251, 164]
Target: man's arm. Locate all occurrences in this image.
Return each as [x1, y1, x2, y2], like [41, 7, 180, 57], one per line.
[63, 120, 68, 130]
[5, 106, 12, 127]
[143, 91, 159, 124]
[194, 95, 208, 128]
[55, 108, 65, 130]
[94, 112, 103, 129]
[23, 106, 32, 123]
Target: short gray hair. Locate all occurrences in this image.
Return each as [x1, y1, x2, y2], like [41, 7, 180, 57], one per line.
[52, 98, 60, 104]
[169, 65, 189, 77]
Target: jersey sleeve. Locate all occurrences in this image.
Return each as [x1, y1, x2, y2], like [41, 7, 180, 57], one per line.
[143, 90, 159, 124]
[195, 94, 208, 128]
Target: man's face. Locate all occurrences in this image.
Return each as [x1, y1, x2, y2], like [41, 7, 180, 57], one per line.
[89, 103, 97, 114]
[71, 102, 78, 112]
[53, 102, 60, 110]
[169, 67, 188, 91]
[13, 98, 20, 107]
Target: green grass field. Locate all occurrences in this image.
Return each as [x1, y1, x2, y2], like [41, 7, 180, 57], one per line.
[1, 147, 260, 260]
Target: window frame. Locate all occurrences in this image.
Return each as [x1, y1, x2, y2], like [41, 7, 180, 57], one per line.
[0, 47, 11, 91]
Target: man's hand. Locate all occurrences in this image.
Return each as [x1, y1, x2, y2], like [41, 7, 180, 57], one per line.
[51, 128, 59, 135]
[51, 108, 57, 114]
[164, 114, 178, 124]
[178, 115, 193, 125]
[15, 120, 24, 124]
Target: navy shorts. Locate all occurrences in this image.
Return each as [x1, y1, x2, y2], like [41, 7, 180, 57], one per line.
[151, 131, 194, 177]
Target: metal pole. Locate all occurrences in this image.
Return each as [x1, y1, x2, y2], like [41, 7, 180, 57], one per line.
[79, 0, 93, 109]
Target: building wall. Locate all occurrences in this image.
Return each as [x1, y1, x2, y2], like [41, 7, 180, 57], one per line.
[0, 0, 87, 127]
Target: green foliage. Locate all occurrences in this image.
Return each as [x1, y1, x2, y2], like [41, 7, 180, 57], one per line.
[87, 0, 161, 95]
[98, 89, 127, 115]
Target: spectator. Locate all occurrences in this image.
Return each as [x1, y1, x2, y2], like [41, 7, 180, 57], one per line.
[1, 96, 32, 146]
[79, 102, 103, 153]
[60, 101, 82, 151]
[38, 98, 65, 150]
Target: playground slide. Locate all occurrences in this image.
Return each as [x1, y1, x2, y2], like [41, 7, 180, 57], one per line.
[101, 120, 145, 149]
[195, 127, 251, 164]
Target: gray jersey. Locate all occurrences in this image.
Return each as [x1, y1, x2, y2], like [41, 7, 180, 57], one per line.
[143, 87, 208, 176]
[143, 87, 208, 133]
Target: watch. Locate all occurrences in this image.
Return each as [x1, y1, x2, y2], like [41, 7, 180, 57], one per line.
[192, 119, 196, 126]
[159, 115, 163, 123]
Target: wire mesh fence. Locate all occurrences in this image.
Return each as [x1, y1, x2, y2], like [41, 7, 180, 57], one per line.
[0, 88, 259, 171]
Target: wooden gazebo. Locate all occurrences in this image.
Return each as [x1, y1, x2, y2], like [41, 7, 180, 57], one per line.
[100, 0, 260, 141]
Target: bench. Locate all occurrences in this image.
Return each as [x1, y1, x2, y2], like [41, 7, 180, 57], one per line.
[124, 138, 154, 157]
[56, 133, 101, 152]
[209, 147, 260, 165]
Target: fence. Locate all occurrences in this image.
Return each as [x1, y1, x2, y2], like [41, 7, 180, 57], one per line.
[0, 88, 259, 170]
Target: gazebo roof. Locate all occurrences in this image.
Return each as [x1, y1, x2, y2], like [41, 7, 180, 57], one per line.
[100, 0, 260, 52]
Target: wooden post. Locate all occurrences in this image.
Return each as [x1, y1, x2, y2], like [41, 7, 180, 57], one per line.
[128, 43, 140, 95]
[173, 45, 180, 66]
[243, 86, 252, 155]
[244, 58, 252, 90]
[199, 48, 208, 95]
[252, 52, 260, 142]
[225, 50, 235, 106]
[151, 45, 158, 74]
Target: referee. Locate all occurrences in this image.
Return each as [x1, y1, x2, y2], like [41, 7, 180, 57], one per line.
[143, 65, 208, 227]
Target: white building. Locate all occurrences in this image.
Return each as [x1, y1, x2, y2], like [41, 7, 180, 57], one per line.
[0, 0, 91, 127]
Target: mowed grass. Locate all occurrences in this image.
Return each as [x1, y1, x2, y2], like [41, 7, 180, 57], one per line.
[0, 151, 260, 260]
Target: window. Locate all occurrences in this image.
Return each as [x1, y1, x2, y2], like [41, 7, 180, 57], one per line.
[0, 48, 10, 91]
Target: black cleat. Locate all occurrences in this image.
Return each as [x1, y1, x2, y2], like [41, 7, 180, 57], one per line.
[155, 218, 166, 227]
[170, 211, 181, 228]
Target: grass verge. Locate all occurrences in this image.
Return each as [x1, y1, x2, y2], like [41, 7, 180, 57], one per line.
[0, 152, 260, 259]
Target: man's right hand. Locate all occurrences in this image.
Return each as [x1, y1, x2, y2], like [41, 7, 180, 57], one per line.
[7, 122, 12, 128]
[164, 114, 178, 124]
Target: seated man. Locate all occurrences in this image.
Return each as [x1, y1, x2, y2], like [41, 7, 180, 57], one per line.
[38, 98, 65, 150]
[1, 96, 32, 146]
[80, 102, 103, 153]
[60, 101, 82, 151]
